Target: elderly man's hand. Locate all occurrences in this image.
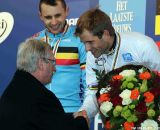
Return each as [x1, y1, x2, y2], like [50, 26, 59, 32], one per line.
[73, 110, 90, 127]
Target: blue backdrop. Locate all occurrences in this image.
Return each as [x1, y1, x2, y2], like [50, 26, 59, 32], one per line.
[0, 0, 98, 96]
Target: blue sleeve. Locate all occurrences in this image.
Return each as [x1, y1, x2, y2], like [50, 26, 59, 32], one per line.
[78, 41, 87, 95]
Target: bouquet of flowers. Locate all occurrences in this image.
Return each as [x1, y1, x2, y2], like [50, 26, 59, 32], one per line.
[96, 65, 160, 130]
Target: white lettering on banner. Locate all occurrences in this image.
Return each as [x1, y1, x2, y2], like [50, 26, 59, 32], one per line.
[116, 1, 128, 11]
[110, 12, 134, 22]
[113, 23, 132, 32]
[66, 18, 79, 26]
[109, 0, 134, 33]
[94, 113, 104, 130]
[0, 12, 14, 44]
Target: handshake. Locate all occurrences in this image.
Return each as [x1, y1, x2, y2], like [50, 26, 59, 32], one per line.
[73, 110, 90, 127]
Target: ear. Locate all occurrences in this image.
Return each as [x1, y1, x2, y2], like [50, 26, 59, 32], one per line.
[102, 30, 110, 39]
[65, 6, 69, 17]
[39, 11, 43, 21]
[103, 30, 110, 36]
[37, 59, 44, 71]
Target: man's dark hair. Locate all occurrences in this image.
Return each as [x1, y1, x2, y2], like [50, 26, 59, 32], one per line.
[39, 0, 67, 12]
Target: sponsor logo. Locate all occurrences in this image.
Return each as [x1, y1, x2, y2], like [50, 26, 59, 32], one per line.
[122, 53, 133, 62]
[0, 12, 14, 44]
[62, 39, 71, 42]
[66, 18, 79, 26]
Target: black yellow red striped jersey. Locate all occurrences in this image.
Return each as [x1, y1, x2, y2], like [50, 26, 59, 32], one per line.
[32, 26, 86, 113]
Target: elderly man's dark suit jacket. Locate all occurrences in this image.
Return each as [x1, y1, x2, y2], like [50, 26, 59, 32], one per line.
[0, 70, 88, 130]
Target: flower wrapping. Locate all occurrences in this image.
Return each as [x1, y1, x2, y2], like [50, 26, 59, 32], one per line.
[96, 65, 160, 130]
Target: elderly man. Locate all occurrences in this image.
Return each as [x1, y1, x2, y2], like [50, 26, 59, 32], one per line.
[0, 39, 88, 130]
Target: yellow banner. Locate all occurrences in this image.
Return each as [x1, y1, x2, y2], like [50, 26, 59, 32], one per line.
[155, 15, 160, 35]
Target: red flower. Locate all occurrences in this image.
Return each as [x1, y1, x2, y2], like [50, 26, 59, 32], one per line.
[110, 96, 122, 106]
[109, 80, 121, 97]
[153, 70, 160, 77]
[152, 75, 160, 87]
[130, 89, 139, 100]
[105, 120, 112, 129]
[143, 92, 154, 103]
[150, 87, 160, 98]
[98, 93, 110, 103]
[112, 75, 123, 81]
[139, 72, 151, 80]
[124, 122, 134, 130]
[136, 101, 147, 113]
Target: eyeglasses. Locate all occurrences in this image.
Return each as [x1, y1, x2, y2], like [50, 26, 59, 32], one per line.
[42, 58, 56, 66]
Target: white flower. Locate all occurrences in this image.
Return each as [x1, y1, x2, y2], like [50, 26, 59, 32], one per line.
[119, 89, 132, 105]
[122, 98, 132, 105]
[100, 87, 111, 94]
[138, 68, 144, 73]
[119, 69, 136, 77]
[100, 101, 113, 117]
[141, 119, 158, 130]
[119, 89, 131, 99]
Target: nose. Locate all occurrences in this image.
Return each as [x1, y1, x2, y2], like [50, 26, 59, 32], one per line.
[52, 64, 56, 72]
[51, 17, 57, 25]
[85, 43, 92, 52]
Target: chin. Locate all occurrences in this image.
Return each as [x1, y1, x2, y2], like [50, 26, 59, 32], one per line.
[50, 28, 62, 34]
[92, 52, 101, 58]
[93, 54, 99, 58]
[50, 30, 59, 34]
[45, 80, 51, 85]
